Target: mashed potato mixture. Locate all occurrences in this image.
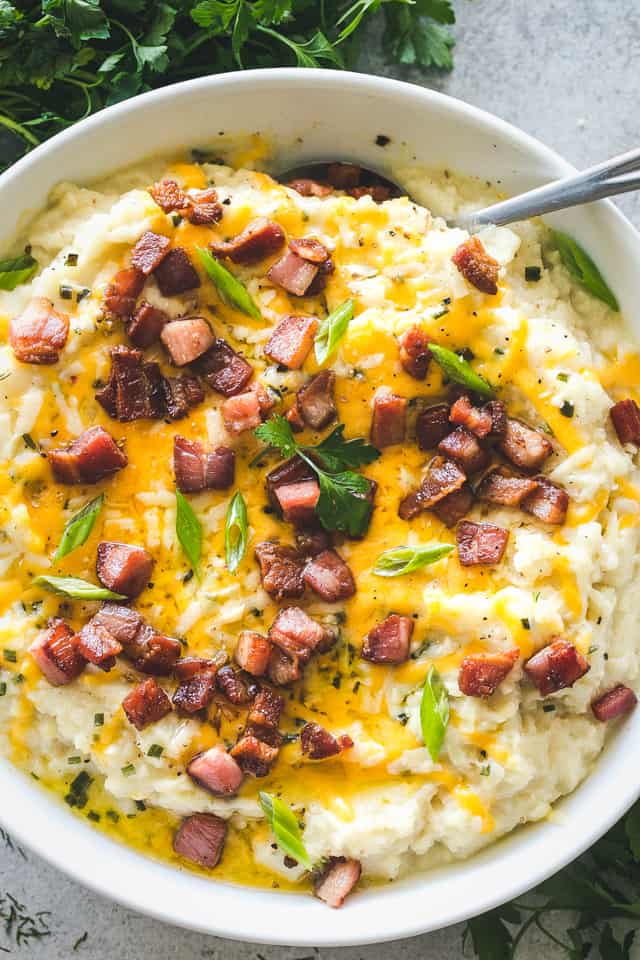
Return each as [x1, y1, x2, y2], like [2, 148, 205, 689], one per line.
[1, 154, 639, 905]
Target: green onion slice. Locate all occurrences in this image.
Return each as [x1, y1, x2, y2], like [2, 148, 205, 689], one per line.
[53, 494, 104, 561]
[373, 543, 454, 577]
[259, 792, 312, 870]
[196, 246, 261, 320]
[420, 666, 449, 762]
[175, 489, 202, 577]
[314, 298, 354, 365]
[225, 491, 248, 573]
[428, 343, 494, 398]
[32, 575, 125, 601]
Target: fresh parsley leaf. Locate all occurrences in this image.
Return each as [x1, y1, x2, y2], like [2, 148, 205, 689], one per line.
[316, 469, 372, 537]
[552, 230, 619, 311]
[466, 906, 515, 960]
[32, 575, 124, 601]
[373, 543, 454, 577]
[384, 1, 455, 70]
[420, 665, 448, 761]
[625, 803, 640, 862]
[53, 493, 104, 561]
[314, 298, 354, 365]
[0, 253, 38, 290]
[259, 791, 312, 870]
[64, 0, 110, 45]
[196, 246, 261, 320]
[255, 413, 298, 460]
[225, 491, 248, 573]
[175, 489, 202, 576]
[428, 343, 494, 398]
[312, 423, 380, 472]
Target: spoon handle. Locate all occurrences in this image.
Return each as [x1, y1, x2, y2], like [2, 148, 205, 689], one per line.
[460, 147, 640, 231]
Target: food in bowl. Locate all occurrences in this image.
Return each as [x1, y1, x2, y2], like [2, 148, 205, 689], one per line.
[0, 153, 638, 908]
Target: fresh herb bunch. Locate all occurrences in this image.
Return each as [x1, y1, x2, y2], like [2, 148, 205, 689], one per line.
[0, 0, 456, 170]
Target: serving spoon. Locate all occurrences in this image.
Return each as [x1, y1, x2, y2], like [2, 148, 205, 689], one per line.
[279, 147, 640, 232]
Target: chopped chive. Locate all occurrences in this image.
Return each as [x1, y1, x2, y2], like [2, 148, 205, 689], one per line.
[147, 744, 163, 758]
[521, 618, 531, 630]
[59, 284, 73, 300]
[0, 683, 6, 696]
[135, 799, 146, 811]
[557, 372, 569, 382]
[87, 810, 100, 822]
[22, 432, 37, 450]
[560, 401, 575, 418]
[13, 673, 24, 684]
[524, 265, 541, 282]
[67, 756, 82, 765]
[433, 307, 449, 320]
[76, 287, 91, 303]
[106, 810, 120, 823]
[480, 764, 491, 776]
[94, 712, 104, 727]
[494, 347, 505, 355]
[3, 649, 17, 663]
[542, 704, 556, 713]
[172, 213, 183, 226]
[65, 252, 79, 266]
[121, 764, 135, 777]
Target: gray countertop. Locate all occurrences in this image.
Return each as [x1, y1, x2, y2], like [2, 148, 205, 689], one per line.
[1, 2, 637, 957]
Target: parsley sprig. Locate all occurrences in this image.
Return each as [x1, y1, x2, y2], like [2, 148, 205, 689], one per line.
[255, 415, 380, 536]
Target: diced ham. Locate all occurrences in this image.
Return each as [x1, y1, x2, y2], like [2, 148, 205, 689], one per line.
[362, 614, 413, 664]
[148, 179, 190, 213]
[187, 745, 243, 796]
[209, 217, 285, 264]
[247, 688, 284, 732]
[153, 247, 200, 297]
[160, 317, 214, 366]
[175, 655, 226, 682]
[451, 236, 499, 295]
[449, 394, 498, 439]
[173, 813, 227, 869]
[499, 418, 553, 472]
[266, 456, 315, 508]
[48, 425, 127, 484]
[524, 638, 590, 696]
[91, 603, 143, 643]
[95, 347, 166, 422]
[130, 231, 171, 275]
[9, 297, 69, 365]
[431, 484, 474, 527]
[254, 542, 305, 600]
[349, 184, 391, 202]
[29, 619, 86, 686]
[173, 660, 218, 715]
[398, 456, 466, 521]
[521, 475, 569, 525]
[186, 187, 223, 225]
[230, 734, 279, 777]
[122, 677, 172, 730]
[288, 179, 332, 197]
[457, 521, 509, 566]
[222, 382, 273, 435]
[327, 163, 361, 189]
[104, 267, 145, 318]
[301, 722, 352, 759]
[438, 426, 489, 474]
[289, 237, 330, 263]
[303, 549, 356, 602]
[235, 631, 272, 677]
[96, 541, 154, 599]
[370, 393, 407, 448]
[76, 619, 122, 670]
[314, 857, 361, 908]
[296, 370, 336, 430]
[610, 399, 640, 445]
[161, 374, 205, 421]
[274, 480, 320, 525]
[269, 606, 335, 663]
[195, 338, 254, 396]
[119, 623, 182, 676]
[416, 404, 452, 451]
[173, 436, 235, 493]
[592, 684, 637, 722]
[295, 528, 332, 556]
[398, 326, 432, 379]
[268, 646, 301, 685]
[265, 314, 318, 369]
[478, 467, 539, 507]
[215, 665, 253, 705]
[268, 251, 319, 297]
[126, 300, 168, 348]
[458, 649, 519, 697]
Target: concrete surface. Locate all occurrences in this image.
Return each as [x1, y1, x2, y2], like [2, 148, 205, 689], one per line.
[1, 1, 637, 957]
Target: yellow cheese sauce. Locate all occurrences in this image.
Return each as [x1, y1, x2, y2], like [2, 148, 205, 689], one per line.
[0, 157, 638, 895]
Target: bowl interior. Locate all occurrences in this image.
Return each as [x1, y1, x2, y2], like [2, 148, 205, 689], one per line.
[1, 69, 639, 947]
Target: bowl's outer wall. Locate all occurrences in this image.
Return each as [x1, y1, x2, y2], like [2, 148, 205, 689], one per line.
[1, 70, 639, 947]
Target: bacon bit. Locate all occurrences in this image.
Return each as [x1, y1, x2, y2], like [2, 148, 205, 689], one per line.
[296, 527, 332, 556]
[148, 179, 190, 213]
[452, 236, 499, 295]
[160, 317, 214, 366]
[173, 813, 227, 868]
[296, 370, 336, 429]
[305, 255, 335, 296]
[524, 638, 590, 695]
[449, 394, 498, 439]
[248, 688, 284, 732]
[416, 404, 452, 451]
[254, 542, 305, 601]
[104, 267, 145, 318]
[398, 456, 466, 521]
[48, 425, 127, 484]
[187, 745, 244, 796]
[303, 549, 356, 602]
[29, 619, 86, 686]
[173, 662, 218, 715]
[287, 178, 332, 197]
[398, 326, 432, 379]
[173, 436, 235, 492]
[195, 338, 254, 396]
[222, 382, 273, 435]
[268, 646, 301, 685]
[130, 231, 171, 275]
[90, 603, 142, 644]
[9, 297, 69, 365]
[458, 649, 519, 697]
[362, 614, 413, 664]
[370, 393, 407, 448]
[438, 426, 489, 474]
[265, 314, 318, 369]
[215, 665, 253, 705]
[457, 520, 509, 566]
[209, 217, 285, 264]
[521, 475, 569, 525]
[286, 403, 305, 432]
[122, 677, 172, 730]
[103, 613, 181, 676]
[327, 163, 361, 189]
[431, 484, 474, 527]
[235, 631, 272, 677]
[266, 456, 315, 508]
[478, 467, 539, 507]
[301, 722, 352, 759]
[610, 399, 640, 445]
[95, 346, 167, 422]
[162, 375, 204, 421]
[268, 251, 319, 297]
[76, 619, 122, 670]
[314, 857, 361, 908]
[96, 541, 154, 599]
[274, 479, 320, 526]
[499, 418, 553, 472]
[230, 735, 279, 777]
[126, 300, 168, 348]
[153, 247, 200, 297]
[186, 187, 223, 225]
[269, 606, 336, 663]
[289, 237, 330, 263]
[592, 684, 637, 722]
[349, 184, 391, 202]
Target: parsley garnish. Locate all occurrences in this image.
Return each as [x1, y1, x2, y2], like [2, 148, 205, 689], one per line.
[255, 415, 380, 536]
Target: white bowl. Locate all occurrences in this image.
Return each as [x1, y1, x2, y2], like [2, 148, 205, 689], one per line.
[1, 69, 639, 947]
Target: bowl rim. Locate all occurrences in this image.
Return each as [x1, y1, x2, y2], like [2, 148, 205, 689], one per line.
[1, 67, 639, 948]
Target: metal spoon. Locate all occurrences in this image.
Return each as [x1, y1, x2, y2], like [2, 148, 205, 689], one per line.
[279, 147, 640, 231]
